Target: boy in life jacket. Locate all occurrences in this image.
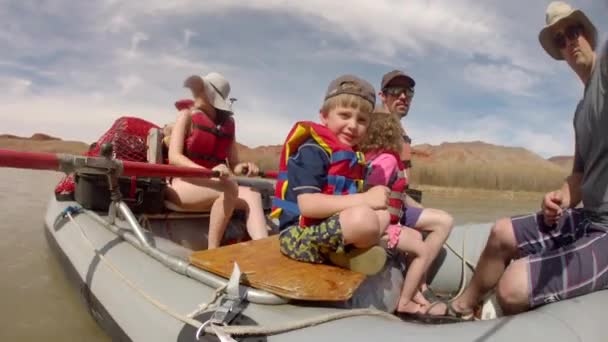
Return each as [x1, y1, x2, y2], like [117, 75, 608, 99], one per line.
[359, 111, 451, 317]
[165, 72, 268, 249]
[272, 75, 390, 275]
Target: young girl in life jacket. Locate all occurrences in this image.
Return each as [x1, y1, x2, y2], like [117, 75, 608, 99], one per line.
[165, 73, 268, 249]
[359, 112, 447, 317]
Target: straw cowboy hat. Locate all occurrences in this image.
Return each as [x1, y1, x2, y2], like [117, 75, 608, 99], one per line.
[538, 1, 597, 60]
[184, 72, 232, 112]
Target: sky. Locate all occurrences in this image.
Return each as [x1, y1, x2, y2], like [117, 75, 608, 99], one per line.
[0, 0, 606, 158]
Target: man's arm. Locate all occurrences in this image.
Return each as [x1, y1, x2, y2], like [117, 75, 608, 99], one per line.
[562, 172, 583, 209]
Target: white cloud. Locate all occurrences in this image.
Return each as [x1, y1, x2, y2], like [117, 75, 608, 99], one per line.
[126, 32, 149, 59]
[0, 77, 32, 96]
[0, 0, 604, 158]
[182, 29, 197, 48]
[408, 115, 575, 158]
[117, 75, 142, 94]
[463, 63, 540, 96]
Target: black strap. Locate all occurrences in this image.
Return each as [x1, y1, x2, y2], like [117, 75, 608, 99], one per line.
[192, 122, 234, 139]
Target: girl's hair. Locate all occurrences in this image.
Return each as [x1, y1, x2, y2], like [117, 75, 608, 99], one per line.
[320, 93, 374, 114]
[358, 111, 403, 153]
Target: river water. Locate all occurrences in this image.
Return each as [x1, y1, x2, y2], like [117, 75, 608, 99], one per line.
[0, 168, 539, 341]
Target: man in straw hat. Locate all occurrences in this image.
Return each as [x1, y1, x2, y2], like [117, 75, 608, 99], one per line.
[437, 1, 607, 319]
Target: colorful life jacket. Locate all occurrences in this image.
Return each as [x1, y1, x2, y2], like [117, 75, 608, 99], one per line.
[176, 99, 235, 169]
[366, 151, 409, 224]
[270, 121, 367, 227]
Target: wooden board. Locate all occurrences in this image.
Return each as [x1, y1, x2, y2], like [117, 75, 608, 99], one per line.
[189, 235, 366, 301]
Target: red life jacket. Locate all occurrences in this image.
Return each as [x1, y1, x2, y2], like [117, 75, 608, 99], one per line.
[177, 99, 235, 169]
[366, 151, 408, 224]
[270, 121, 367, 228]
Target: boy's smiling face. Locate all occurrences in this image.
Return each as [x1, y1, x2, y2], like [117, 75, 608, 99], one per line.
[320, 106, 371, 147]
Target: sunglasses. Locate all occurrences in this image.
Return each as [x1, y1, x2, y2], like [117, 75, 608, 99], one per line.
[383, 86, 415, 98]
[553, 25, 583, 50]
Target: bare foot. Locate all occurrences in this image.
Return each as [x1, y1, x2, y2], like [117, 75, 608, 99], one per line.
[397, 299, 422, 314]
[412, 290, 431, 306]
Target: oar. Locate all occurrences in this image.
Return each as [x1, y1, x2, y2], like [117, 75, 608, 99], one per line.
[0, 149, 280, 180]
[0, 149, 221, 178]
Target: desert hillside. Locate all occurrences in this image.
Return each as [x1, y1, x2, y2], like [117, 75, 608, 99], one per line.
[1, 134, 570, 192]
[548, 155, 574, 171]
[0, 134, 89, 154]
[237, 140, 569, 192]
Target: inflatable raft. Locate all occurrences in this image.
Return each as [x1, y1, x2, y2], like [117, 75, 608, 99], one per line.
[1, 148, 606, 341]
[43, 189, 608, 341]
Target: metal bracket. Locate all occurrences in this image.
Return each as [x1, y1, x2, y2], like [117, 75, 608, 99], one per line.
[210, 262, 244, 325]
[196, 263, 245, 340]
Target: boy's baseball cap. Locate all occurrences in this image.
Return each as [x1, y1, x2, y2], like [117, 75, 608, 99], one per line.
[324, 75, 376, 107]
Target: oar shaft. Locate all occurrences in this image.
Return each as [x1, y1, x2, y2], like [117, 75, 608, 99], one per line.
[0, 148, 275, 180]
[0, 149, 60, 171]
[121, 161, 219, 178]
[0, 149, 221, 178]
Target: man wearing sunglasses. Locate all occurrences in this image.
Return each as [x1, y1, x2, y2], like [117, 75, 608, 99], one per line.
[446, 1, 608, 320]
[379, 70, 418, 188]
[378, 70, 456, 314]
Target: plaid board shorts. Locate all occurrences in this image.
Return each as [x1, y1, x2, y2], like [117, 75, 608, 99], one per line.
[512, 208, 608, 308]
[279, 214, 346, 264]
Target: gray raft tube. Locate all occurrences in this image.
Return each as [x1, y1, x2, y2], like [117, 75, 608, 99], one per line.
[85, 201, 288, 305]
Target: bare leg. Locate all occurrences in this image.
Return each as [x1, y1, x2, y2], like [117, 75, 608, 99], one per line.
[395, 228, 429, 313]
[495, 258, 530, 314]
[414, 208, 454, 270]
[167, 177, 239, 249]
[339, 205, 384, 247]
[451, 217, 519, 313]
[405, 209, 453, 307]
[235, 186, 268, 240]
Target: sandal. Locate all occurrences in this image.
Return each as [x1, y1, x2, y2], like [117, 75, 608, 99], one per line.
[421, 287, 441, 303]
[397, 300, 474, 324]
[434, 300, 475, 322]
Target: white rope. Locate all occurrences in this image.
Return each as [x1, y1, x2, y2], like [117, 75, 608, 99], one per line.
[67, 212, 205, 329]
[187, 284, 227, 318]
[65, 211, 401, 338]
[442, 227, 476, 298]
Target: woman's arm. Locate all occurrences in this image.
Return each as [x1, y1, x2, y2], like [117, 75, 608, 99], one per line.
[227, 141, 239, 170]
[168, 110, 204, 169]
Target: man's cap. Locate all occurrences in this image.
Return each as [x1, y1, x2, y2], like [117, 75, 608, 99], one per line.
[381, 70, 416, 90]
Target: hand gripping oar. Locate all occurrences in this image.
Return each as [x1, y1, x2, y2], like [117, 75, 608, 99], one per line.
[237, 166, 278, 179]
[0, 148, 222, 179]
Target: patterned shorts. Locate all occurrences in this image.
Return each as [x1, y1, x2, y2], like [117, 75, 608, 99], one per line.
[512, 209, 608, 308]
[279, 214, 345, 264]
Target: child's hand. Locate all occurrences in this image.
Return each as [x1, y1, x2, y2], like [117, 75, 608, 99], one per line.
[212, 164, 231, 178]
[364, 185, 390, 209]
